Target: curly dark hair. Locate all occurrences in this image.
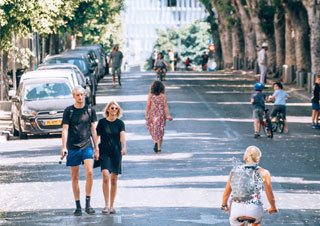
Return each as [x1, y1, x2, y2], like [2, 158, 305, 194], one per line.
[273, 82, 283, 89]
[150, 81, 165, 95]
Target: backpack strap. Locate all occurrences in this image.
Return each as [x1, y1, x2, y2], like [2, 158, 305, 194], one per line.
[68, 106, 74, 122]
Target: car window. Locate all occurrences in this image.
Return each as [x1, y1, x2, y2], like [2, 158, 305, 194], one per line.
[47, 59, 88, 74]
[74, 70, 85, 86]
[24, 82, 72, 100]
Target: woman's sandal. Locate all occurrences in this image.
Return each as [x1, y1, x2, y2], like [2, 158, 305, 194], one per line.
[109, 208, 116, 214]
[102, 207, 109, 214]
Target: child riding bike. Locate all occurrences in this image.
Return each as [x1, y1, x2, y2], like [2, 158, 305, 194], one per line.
[268, 82, 291, 133]
[250, 83, 267, 138]
[153, 52, 168, 81]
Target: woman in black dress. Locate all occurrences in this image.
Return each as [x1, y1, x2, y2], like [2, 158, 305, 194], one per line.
[96, 101, 126, 214]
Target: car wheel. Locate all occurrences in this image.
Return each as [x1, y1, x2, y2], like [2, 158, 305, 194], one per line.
[18, 118, 28, 139]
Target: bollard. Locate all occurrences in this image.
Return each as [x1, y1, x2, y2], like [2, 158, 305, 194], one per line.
[233, 56, 239, 70]
[238, 57, 242, 70]
[254, 60, 259, 74]
[243, 57, 248, 70]
[298, 72, 306, 88]
[307, 72, 315, 93]
[282, 65, 288, 84]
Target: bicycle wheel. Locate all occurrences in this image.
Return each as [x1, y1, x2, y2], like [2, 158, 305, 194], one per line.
[266, 119, 274, 138]
[159, 71, 163, 81]
[277, 117, 285, 133]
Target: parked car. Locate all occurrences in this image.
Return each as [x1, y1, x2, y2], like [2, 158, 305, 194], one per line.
[11, 77, 74, 138]
[43, 53, 97, 104]
[63, 48, 100, 80]
[77, 44, 107, 77]
[37, 64, 94, 105]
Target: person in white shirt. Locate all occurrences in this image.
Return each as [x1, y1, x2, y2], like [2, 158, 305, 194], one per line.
[168, 48, 175, 72]
[257, 43, 268, 84]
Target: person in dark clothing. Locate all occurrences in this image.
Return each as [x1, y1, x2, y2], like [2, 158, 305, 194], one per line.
[96, 101, 127, 214]
[201, 52, 209, 71]
[61, 86, 99, 216]
[250, 83, 267, 138]
[311, 75, 320, 129]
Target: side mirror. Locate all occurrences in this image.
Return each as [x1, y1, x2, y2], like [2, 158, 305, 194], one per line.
[11, 96, 20, 103]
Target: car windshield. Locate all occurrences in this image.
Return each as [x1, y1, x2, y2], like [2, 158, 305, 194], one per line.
[47, 59, 88, 73]
[24, 82, 72, 101]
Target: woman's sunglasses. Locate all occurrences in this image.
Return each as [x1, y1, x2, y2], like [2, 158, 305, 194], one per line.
[110, 107, 118, 110]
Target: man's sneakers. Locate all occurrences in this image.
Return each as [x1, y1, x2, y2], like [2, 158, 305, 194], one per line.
[74, 208, 82, 216]
[311, 124, 319, 129]
[85, 207, 96, 215]
[254, 132, 260, 138]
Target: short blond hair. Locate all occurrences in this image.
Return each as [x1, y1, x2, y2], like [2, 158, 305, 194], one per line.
[72, 86, 85, 95]
[104, 101, 122, 118]
[244, 146, 261, 163]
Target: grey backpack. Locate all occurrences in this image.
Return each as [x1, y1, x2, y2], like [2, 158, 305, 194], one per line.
[230, 161, 259, 202]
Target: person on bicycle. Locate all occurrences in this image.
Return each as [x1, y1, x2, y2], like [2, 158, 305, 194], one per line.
[268, 82, 291, 133]
[251, 83, 267, 138]
[311, 74, 320, 129]
[221, 146, 278, 226]
[154, 53, 168, 80]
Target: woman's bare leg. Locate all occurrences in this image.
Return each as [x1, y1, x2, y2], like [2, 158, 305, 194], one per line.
[110, 173, 118, 209]
[102, 169, 110, 207]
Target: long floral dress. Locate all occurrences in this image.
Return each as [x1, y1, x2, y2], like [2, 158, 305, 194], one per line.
[146, 93, 167, 141]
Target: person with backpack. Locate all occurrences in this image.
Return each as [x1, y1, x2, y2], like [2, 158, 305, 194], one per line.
[221, 146, 278, 226]
[251, 83, 267, 138]
[61, 86, 99, 216]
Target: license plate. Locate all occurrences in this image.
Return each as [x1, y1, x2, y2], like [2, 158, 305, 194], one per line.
[44, 119, 62, 126]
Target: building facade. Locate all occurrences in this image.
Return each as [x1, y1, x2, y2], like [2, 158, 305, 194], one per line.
[122, 0, 207, 68]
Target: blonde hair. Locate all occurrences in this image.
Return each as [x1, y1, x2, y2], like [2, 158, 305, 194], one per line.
[104, 101, 122, 118]
[72, 86, 85, 95]
[244, 146, 261, 163]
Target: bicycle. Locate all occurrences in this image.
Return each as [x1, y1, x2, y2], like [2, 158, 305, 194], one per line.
[156, 69, 164, 81]
[261, 109, 273, 138]
[272, 112, 285, 133]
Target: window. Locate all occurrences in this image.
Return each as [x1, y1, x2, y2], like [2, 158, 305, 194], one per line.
[167, 0, 177, 7]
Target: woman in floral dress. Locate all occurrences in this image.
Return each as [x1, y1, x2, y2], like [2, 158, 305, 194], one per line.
[146, 81, 173, 153]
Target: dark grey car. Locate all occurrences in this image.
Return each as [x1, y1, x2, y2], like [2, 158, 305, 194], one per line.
[11, 78, 74, 138]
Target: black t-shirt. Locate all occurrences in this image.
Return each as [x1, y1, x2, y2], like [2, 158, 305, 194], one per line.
[251, 92, 266, 110]
[62, 105, 97, 150]
[96, 118, 125, 155]
[312, 83, 320, 103]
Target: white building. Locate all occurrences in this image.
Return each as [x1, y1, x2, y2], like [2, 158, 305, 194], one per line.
[122, 0, 207, 68]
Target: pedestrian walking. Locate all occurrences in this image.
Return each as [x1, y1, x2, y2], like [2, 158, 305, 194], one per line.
[311, 74, 320, 129]
[96, 101, 126, 214]
[250, 83, 267, 138]
[146, 81, 173, 153]
[109, 44, 123, 87]
[154, 53, 168, 80]
[168, 48, 175, 72]
[268, 82, 291, 133]
[257, 43, 268, 84]
[221, 146, 278, 226]
[61, 86, 99, 216]
[201, 52, 209, 71]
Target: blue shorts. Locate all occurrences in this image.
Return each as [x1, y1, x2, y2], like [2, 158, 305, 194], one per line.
[66, 147, 94, 167]
[312, 103, 319, 110]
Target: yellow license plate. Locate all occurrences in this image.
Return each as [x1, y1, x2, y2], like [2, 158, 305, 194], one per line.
[44, 119, 62, 126]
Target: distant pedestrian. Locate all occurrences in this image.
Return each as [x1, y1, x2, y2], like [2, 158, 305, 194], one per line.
[61, 86, 99, 216]
[268, 82, 291, 133]
[311, 74, 320, 129]
[258, 43, 268, 84]
[201, 52, 209, 71]
[151, 49, 158, 69]
[168, 48, 175, 71]
[250, 83, 267, 138]
[146, 81, 173, 153]
[109, 44, 123, 87]
[96, 101, 126, 214]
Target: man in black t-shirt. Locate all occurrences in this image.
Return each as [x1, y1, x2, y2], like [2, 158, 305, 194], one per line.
[61, 86, 99, 216]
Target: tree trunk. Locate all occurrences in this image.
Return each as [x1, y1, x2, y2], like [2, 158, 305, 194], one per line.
[302, 0, 320, 74]
[218, 20, 233, 69]
[282, 1, 310, 72]
[283, 7, 296, 67]
[274, 6, 286, 77]
[232, 0, 257, 69]
[231, 19, 245, 59]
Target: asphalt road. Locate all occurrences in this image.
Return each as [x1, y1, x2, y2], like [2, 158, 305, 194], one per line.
[0, 71, 319, 225]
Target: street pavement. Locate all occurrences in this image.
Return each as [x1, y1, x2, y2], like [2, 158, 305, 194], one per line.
[0, 71, 319, 225]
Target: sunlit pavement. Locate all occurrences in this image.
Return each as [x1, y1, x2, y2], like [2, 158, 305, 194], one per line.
[0, 71, 319, 225]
